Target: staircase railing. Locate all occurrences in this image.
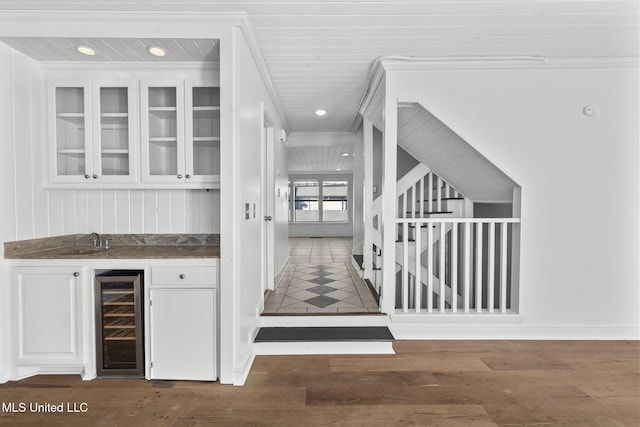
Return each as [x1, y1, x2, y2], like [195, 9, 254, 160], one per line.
[395, 217, 520, 314]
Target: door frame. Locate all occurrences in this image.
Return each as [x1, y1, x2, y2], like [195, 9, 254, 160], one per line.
[261, 107, 276, 293]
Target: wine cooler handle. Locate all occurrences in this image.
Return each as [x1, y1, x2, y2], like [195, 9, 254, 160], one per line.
[73, 272, 80, 277]
[179, 274, 185, 279]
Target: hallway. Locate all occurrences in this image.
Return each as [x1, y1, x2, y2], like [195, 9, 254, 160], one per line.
[263, 238, 379, 314]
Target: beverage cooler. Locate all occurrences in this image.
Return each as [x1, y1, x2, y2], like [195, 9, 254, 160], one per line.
[94, 270, 144, 376]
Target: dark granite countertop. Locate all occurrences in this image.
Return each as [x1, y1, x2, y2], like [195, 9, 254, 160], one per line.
[4, 234, 220, 259]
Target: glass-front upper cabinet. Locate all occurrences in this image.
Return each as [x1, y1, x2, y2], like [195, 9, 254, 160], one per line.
[185, 83, 220, 184]
[48, 81, 136, 184]
[92, 84, 136, 182]
[48, 81, 92, 182]
[141, 81, 219, 185]
[140, 81, 185, 183]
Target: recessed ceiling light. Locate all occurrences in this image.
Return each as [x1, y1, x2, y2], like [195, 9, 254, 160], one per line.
[315, 109, 327, 116]
[341, 152, 350, 157]
[148, 46, 166, 57]
[76, 46, 96, 56]
[335, 168, 342, 171]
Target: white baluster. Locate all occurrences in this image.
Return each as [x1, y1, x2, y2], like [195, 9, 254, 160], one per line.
[452, 223, 458, 313]
[415, 219, 421, 313]
[412, 183, 417, 219]
[500, 222, 508, 313]
[476, 222, 483, 313]
[402, 222, 409, 312]
[402, 190, 407, 220]
[419, 176, 425, 219]
[428, 172, 433, 213]
[437, 176, 442, 212]
[439, 221, 446, 312]
[464, 222, 471, 313]
[427, 221, 434, 312]
[488, 222, 496, 313]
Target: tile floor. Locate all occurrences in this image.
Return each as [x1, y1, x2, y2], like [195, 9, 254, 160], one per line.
[263, 237, 379, 314]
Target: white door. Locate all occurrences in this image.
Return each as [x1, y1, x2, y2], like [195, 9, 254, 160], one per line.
[262, 118, 275, 293]
[149, 288, 216, 380]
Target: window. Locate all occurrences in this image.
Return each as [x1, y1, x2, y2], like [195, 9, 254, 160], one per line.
[293, 180, 319, 222]
[289, 176, 350, 223]
[322, 180, 348, 222]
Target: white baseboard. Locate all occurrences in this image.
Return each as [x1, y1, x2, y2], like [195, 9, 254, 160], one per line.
[254, 341, 395, 355]
[274, 257, 290, 289]
[233, 352, 256, 386]
[390, 324, 640, 340]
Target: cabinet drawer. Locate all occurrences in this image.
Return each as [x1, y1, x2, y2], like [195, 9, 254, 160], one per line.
[150, 266, 217, 287]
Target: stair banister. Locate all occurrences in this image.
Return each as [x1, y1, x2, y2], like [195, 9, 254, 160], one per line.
[363, 118, 374, 282]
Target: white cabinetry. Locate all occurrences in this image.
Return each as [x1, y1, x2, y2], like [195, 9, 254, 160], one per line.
[48, 80, 136, 184]
[141, 81, 220, 185]
[148, 265, 217, 381]
[11, 267, 88, 369]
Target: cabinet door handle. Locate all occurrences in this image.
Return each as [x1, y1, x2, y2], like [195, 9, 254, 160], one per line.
[93, 174, 99, 179]
[179, 274, 185, 279]
[177, 174, 183, 179]
[73, 272, 80, 277]
[84, 174, 90, 179]
[186, 174, 191, 179]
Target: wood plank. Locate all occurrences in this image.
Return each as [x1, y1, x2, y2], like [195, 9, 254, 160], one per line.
[0, 341, 636, 426]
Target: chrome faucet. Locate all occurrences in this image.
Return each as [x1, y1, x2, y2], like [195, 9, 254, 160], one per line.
[88, 232, 109, 249]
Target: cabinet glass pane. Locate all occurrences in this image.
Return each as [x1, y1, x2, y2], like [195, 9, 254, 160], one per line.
[100, 88, 129, 176]
[55, 87, 86, 176]
[190, 87, 220, 176]
[148, 87, 178, 176]
[193, 141, 219, 175]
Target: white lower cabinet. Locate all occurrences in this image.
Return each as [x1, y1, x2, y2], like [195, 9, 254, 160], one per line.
[11, 267, 87, 367]
[148, 266, 217, 381]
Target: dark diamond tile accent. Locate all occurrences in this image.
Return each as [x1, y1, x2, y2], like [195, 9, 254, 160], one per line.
[315, 265, 330, 270]
[308, 285, 337, 295]
[309, 277, 335, 285]
[304, 295, 339, 308]
[310, 270, 332, 277]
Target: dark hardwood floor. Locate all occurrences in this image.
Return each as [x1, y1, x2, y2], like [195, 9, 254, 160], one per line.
[0, 341, 637, 426]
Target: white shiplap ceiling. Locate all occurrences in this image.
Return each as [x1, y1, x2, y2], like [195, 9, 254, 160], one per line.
[0, 38, 219, 62]
[398, 104, 517, 202]
[0, 1, 637, 134]
[287, 146, 354, 174]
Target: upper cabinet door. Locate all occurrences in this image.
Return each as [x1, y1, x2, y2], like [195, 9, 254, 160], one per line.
[185, 82, 220, 185]
[140, 81, 186, 183]
[92, 82, 137, 183]
[48, 81, 93, 183]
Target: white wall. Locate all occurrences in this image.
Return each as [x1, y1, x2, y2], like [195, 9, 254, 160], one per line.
[352, 128, 365, 253]
[388, 64, 639, 337]
[221, 27, 286, 384]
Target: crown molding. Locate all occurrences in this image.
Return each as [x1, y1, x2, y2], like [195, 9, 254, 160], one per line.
[236, 16, 291, 133]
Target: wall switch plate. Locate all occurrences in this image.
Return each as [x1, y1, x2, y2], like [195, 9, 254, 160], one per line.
[245, 203, 250, 220]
